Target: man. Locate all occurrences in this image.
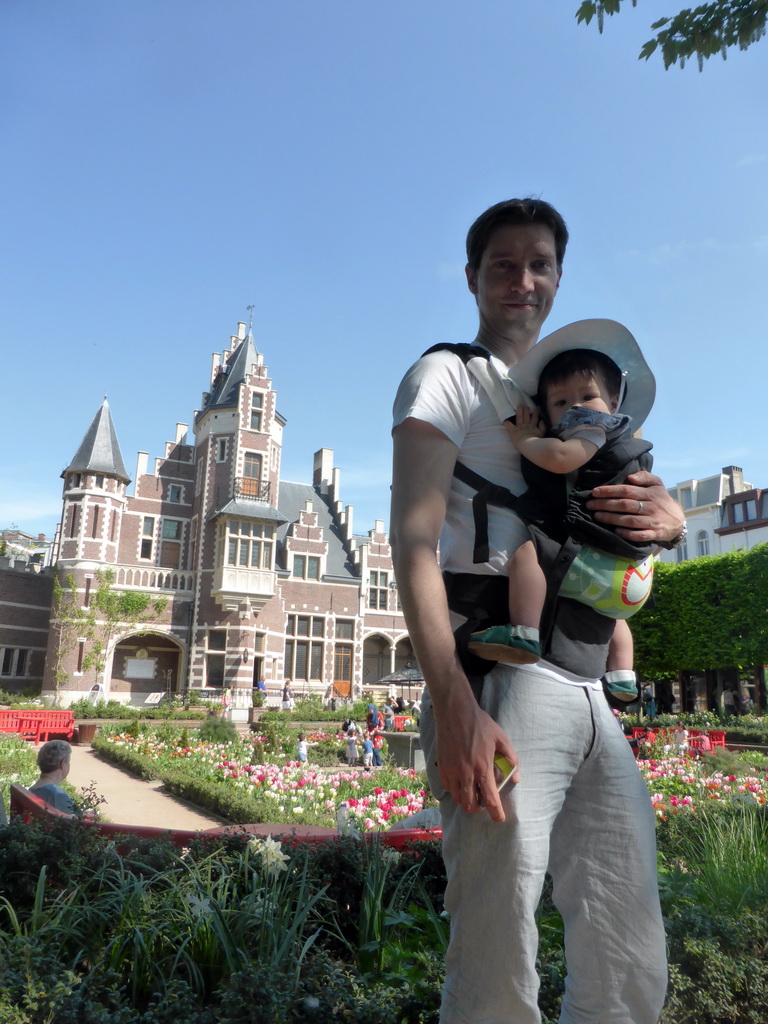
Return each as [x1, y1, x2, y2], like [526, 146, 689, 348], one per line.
[390, 199, 684, 1024]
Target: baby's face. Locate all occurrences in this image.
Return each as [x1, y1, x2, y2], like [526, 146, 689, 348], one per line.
[544, 371, 617, 426]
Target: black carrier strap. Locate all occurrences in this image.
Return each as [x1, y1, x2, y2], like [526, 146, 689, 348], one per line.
[421, 342, 489, 363]
[453, 460, 521, 565]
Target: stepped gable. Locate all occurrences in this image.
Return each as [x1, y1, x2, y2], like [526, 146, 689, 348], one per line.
[62, 398, 130, 483]
[201, 329, 260, 414]
[277, 480, 357, 580]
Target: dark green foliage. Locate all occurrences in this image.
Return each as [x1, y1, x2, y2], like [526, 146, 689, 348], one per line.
[576, 0, 768, 70]
[632, 545, 768, 675]
[309, 737, 346, 766]
[197, 713, 238, 745]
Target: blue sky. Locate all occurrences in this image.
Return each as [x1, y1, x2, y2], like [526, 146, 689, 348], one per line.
[1, 0, 766, 540]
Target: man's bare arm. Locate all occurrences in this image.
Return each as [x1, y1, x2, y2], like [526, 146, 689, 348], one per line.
[587, 470, 685, 545]
[390, 417, 519, 822]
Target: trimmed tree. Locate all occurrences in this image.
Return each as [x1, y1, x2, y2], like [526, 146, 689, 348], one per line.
[633, 544, 768, 676]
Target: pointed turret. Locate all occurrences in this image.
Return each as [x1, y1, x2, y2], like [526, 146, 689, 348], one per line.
[62, 399, 130, 484]
[203, 331, 261, 413]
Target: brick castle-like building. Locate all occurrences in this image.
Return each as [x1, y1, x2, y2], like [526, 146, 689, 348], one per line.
[7, 321, 413, 712]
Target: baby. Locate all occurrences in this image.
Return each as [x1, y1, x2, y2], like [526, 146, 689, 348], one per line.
[469, 321, 657, 701]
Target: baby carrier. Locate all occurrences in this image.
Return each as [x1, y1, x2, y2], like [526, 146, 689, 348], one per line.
[422, 343, 653, 684]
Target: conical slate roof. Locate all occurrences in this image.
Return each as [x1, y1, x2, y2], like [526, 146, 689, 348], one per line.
[204, 331, 260, 412]
[62, 399, 130, 483]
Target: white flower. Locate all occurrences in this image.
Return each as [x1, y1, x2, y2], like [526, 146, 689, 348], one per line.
[248, 835, 290, 877]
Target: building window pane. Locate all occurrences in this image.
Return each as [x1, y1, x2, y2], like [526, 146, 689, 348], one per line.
[208, 630, 227, 651]
[206, 654, 225, 687]
[307, 556, 320, 580]
[696, 531, 710, 557]
[293, 555, 306, 578]
[310, 644, 323, 678]
[162, 520, 181, 539]
[250, 394, 264, 431]
[295, 643, 308, 679]
[335, 619, 353, 640]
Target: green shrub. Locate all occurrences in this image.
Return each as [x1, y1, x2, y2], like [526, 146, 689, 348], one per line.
[310, 738, 346, 766]
[197, 714, 238, 745]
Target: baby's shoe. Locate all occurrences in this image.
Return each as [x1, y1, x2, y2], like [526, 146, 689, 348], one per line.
[603, 670, 638, 702]
[468, 624, 541, 665]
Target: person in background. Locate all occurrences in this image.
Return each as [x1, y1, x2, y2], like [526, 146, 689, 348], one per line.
[382, 701, 395, 730]
[30, 739, 75, 814]
[346, 727, 359, 766]
[297, 732, 308, 763]
[361, 731, 374, 769]
[281, 680, 294, 711]
[371, 725, 384, 766]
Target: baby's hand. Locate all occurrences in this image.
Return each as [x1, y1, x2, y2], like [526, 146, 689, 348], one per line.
[505, 406, 544, 447]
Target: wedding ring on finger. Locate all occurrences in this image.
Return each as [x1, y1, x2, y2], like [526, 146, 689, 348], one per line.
[637, 501, 644, 514]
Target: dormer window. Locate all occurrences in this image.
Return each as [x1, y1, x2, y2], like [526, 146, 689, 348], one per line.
[292, 555, 321, 580]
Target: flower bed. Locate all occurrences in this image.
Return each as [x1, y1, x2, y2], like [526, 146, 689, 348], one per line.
[98, 730, 431, 830]
[638, 753, 768, 818]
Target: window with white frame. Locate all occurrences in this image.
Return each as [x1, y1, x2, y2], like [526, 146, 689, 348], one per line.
[216, 438, 227, 462]
[222, 519, 274, 569]
[284, 614, 324, 681]
[696, 530, 710, 557]
[160, 518, 182, 569]
[292, 554, 321, 579]
[250, 393, 264, 431]
[368, 570, 389, 609]
[169, 484, 182, 503]
[206, 629, 226, 687]
[676, 539, 689, 563]
[140, 517, 155, 559]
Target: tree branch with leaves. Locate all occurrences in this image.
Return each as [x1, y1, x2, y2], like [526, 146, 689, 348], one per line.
[577, 0, 767, 69]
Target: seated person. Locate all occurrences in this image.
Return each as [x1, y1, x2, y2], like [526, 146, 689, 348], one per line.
[30, 739, 76, 814]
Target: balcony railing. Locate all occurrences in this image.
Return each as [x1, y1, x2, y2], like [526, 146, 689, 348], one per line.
[233, 477, 272, 503]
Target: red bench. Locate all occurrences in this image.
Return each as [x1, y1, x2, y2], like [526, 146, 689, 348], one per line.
[0, 710, 75, 742]
[0, 709, 20, 733]
[8, 783, 441, 852]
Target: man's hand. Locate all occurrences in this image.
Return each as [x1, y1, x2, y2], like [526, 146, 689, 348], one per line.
[587, 470, 685, 545]
[504, 405, 545, 449]
[434, 687, 520, 823]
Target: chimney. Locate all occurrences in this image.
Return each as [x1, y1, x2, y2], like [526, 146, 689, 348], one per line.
[723, 466, 744, 495]
[313, 449, 334, 494]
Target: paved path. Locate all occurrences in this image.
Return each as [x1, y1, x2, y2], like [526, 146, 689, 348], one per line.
[65, 741, 223, 830]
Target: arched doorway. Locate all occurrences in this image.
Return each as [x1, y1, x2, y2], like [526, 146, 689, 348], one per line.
[363, 634, 392, 686]
[109, 633, 185, 704]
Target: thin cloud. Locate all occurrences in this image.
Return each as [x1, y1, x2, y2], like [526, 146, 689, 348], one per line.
[735, 154, 766, 169]
[622, 236, 764, 266]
